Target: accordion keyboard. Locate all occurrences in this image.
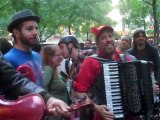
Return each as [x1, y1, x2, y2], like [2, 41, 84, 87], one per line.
[103, 62, 124, 119]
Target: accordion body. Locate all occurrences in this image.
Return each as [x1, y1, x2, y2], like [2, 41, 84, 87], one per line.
[103, 60, 155, 120]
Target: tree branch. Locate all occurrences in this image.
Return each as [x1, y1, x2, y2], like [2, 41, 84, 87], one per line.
[142, 0, 152, 5]
[0, 2, 9, 11]
[39, 24, 47, 42]
[42, 15, 68, 41]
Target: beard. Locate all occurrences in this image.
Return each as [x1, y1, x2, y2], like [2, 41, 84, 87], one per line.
[136, 39, 146, 46]
[103, 45, 115, 57]
[20, 36, 39, 47]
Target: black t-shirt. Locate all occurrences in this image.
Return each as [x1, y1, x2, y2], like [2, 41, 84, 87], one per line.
[136, 49, 148, 61]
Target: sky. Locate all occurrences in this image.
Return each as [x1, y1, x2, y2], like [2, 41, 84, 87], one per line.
[108, 0, 122, 30]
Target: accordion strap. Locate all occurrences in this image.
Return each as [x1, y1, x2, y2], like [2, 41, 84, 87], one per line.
[87, 54, 115, 63]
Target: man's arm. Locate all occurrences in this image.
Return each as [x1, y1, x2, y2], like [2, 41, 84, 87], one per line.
[0, 53, 70, 116]
[75, 92, 115, 120]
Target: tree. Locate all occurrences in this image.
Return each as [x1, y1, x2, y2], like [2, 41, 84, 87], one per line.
[0, 0, 114, 43]
[119, 0, 160, 44]
[119, 0, 151, 30]
[143, 0, 159, 44]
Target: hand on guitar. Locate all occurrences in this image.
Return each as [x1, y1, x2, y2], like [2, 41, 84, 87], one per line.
[69, 95, 93, 111]
[93, 104, 115, 120]
[46, 97, 71, 117]
[69, 95, 94, 120]
[70, 94, 115, 120]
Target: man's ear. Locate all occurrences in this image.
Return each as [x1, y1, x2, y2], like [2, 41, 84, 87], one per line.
[13, 29, 18, 34]
[12, 29, 19, 37]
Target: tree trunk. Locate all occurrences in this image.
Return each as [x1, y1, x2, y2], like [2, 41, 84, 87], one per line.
[68, 25, 71, 35]
[86, 32, 89, 40]
[152, 0, 159, 45]
[143, 0, 159, 45]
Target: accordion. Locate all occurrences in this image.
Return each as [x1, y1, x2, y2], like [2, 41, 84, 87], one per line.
[103, 60, 155, 119]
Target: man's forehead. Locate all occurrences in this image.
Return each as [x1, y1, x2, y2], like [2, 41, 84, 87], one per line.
[21, 20, 38, 26]
[122, 37, 130, 41]
[99, 30, 113, 36]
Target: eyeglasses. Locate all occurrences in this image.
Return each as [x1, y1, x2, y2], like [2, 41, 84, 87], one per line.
[54, 54, 62, 57]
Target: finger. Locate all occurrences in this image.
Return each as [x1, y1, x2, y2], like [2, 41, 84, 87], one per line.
[155, 81, 158, 84]
[63, 111, 70, 117]
[59, 104, 69, 112]
[100, 105, 110, 111]
[48, 107, 58, 116]
[48, 107, 56, 112]
[104, 113, 115, 120]
[56, 106, 65, 116]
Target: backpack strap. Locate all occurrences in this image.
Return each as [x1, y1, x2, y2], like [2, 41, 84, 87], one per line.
[65, 58, 70, 77]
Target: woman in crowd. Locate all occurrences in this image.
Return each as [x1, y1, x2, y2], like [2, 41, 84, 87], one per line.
[41, 45, 70, 120]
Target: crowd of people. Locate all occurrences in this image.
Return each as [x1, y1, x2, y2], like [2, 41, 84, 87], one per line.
[0, 9, 160, 120]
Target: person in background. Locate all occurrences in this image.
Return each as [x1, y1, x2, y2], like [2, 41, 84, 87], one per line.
[84, 40, 92, 49]
[79, 42, 85, 50]
[4, 9, 44, 87]
[84, 40, 97, 56]
[117, 35, 136, 62]
[58, 35, 85, 101]
[128, 30, 160, 95]
[0, 38, 12, 54]
[41, 45, 70, 120]
[120, 35, 132, 50]
[58, 35, 94, 119]
[32, 42, 41, 53]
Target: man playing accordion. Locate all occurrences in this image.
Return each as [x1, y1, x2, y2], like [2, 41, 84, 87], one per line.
[73, 25, 160, 120]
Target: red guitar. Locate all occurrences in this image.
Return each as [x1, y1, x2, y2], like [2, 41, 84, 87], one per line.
[0, 94, 45, 120]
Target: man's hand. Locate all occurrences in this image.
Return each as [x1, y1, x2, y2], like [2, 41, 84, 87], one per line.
[153, 81, 160, 96]
[94, 104, 115, 120]
[46, 97, 70, 117]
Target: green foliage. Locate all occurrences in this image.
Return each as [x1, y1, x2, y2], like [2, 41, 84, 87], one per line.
[119, 0, 152, 30]
[0, 0, 113, 42]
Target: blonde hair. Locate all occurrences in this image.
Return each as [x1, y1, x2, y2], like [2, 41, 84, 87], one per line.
[41, 45, 60, 79]
[41, 45, 59, 65]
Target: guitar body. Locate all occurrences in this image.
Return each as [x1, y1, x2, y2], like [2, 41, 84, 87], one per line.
[0, 94, 45, 120]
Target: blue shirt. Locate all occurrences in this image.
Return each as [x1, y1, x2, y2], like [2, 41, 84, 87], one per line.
[4, 48, 44, 87]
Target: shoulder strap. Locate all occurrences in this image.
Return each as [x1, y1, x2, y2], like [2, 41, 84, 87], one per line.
[65, 59, 70, 76]
[88, 54, 115, 63]
[120, 54, 126, 62]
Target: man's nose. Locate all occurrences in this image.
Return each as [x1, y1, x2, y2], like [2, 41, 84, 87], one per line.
[106, 38, 113, 43]
[33, 29, 38, 35]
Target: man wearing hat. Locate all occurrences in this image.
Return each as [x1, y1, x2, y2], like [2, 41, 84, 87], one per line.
[4, 9, 44, 87]
[73, 25, 117, 120]
[73, 26, 160, 120]
[2, 9, 70, 118]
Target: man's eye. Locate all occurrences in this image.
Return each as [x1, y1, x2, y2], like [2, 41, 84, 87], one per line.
[27, 28, 33, 31]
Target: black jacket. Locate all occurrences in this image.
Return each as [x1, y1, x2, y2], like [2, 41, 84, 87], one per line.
[128, 43, 160, 84]
[0, 52, 51, 102]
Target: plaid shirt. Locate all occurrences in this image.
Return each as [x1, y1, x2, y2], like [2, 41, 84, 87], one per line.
[70, 51, 85, 81]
